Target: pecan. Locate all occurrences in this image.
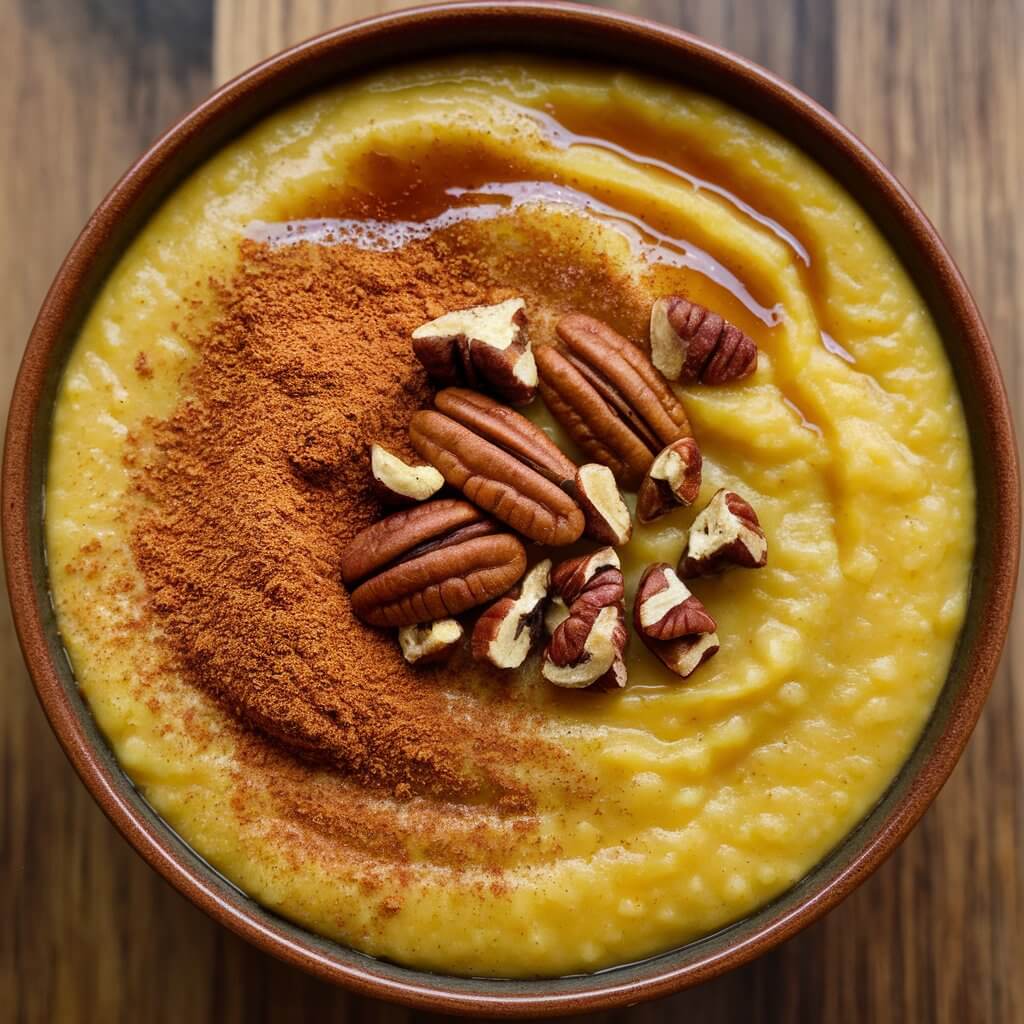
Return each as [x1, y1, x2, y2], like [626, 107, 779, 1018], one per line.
[544, 595, 570, 635]
[678, 489, 768, 578]
[635, 563, 716, 640]
[409, 388, 584, 546]
[634, 563, 719, 678]
[572, 464, 632, 545]
[398, 619, 464, 665]
[471, 559, 551, 669]
[650, 296, 757, 384]
[435, 388, 575, 486]
[542, 548, 627, 689]
[536, 313, 692, 489]
[412, 298, 537, 405]
[340, 498, 527, 627]
[369, 443, 444, 505]
[636, 438, 702, 524]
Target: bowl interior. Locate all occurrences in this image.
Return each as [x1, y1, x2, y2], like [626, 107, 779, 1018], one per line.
[6, 3, 1018, 1016]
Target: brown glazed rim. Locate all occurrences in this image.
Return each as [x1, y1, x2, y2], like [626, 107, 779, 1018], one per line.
[3, 2, 1019, 1016]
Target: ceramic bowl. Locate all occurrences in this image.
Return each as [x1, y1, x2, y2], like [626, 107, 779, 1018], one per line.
[3, 2, 1018, 1016]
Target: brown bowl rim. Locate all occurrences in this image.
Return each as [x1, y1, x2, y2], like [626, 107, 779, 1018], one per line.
[3, 1, 1019, 1016]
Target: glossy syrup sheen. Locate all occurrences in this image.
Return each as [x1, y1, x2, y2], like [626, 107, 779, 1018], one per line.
[44, 58, 973, 977]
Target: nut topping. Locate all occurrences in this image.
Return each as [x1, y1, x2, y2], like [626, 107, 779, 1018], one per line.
[542, 548, 628, 690]
[536, 313, 693, 489]
[650, 630, 720, 678]
[678, 489, 768, 578]
[634, 563, 720, 678]
[572, 464, 633, 546]
[635, 563, 716, 640]
[544, 596, 570, 635]
[636, 438, 703, 524]
[471, 560, 551, 669]
[412, 298, 537, 405]
[650, 296, 758, 384]
[340, 498, 527, 627]
[370, 444, 444, 505]
[435, 388, 575, 486]
[410, 390, 585, 546]
[343, 290, 765, 682]
[398, 619, 464, 665]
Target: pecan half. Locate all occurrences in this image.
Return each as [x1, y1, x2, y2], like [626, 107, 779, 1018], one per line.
[398, 619, 464, 665]
[636, 438, 703, 524]
[634, 563, 720, 678]
[340, 498, 527, 627]
[410, 389, 584, 546]
[678, 489, 768, 578]
[572, 464, 632, 545]
[412, 298, 537, 405]
[369, 443, 444, 505]
[542, 548, 627, 689]
[435, 388, 575, 486]
[471, 559, 551, 669]
[536, 313, 692, 489]
[650, 297, 758, 384]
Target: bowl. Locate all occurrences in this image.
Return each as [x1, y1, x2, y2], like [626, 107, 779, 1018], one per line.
[3, 2, 1019, 1016]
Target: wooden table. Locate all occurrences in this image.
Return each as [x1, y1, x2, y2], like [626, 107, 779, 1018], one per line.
[3, 2, 1020, 1020]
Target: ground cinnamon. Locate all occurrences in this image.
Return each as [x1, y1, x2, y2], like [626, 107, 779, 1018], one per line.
[128, 236, 548, 805]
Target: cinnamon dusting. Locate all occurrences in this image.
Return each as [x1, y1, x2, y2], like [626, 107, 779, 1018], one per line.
[127, 237, 556, 808]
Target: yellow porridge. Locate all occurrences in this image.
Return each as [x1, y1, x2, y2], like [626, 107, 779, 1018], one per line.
[45, 58, 973, 977]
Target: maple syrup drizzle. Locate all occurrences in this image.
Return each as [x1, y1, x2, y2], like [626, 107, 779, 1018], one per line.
[251, 179, 781, 327]
[518, 104, 811, 267]
[819, 329, 857, 364]
[783, 396, 824, 436]
[453, 181, 781, 325]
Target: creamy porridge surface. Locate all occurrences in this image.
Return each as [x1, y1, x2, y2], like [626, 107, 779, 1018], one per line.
[47, 59, 973, 976]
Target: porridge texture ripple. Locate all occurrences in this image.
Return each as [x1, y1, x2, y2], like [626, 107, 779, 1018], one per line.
[45, 58, 973, 977]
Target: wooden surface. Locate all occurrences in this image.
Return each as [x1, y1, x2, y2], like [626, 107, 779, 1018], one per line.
[2, 0, 1020, 1020]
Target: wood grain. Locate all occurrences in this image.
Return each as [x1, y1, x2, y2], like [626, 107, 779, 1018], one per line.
[3, 1, 1021, 1020]
[0, 3, 221, 1022]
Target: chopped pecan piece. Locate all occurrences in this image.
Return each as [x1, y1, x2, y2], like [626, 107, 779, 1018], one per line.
[410, 388, 584, 546]
[678, 489, 768, 578]
[651, 630, 720, 678]
[636, 438, 703, 524]
[398, 619, 464, 665]
[542, 548, 627, 689]
[340, 498, 526, 627]
[650, 296, 757, 384]
[635, 563, 716, 640]
[369, 443, 444, 505]
[634, 563, 720, 678]
[573, 463, 632, 545]
[471, 559, 551, 669]
[536, 313, 693, 489]
[412, 298, 537, 405]
[544, 595, 570, 635]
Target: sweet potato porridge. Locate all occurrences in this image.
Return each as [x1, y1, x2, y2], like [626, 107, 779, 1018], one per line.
[46, 59, 973, 977]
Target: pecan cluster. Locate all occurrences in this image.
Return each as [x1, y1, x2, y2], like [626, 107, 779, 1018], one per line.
[536, 314, 693, 489]
[339, 293, 767, 684]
